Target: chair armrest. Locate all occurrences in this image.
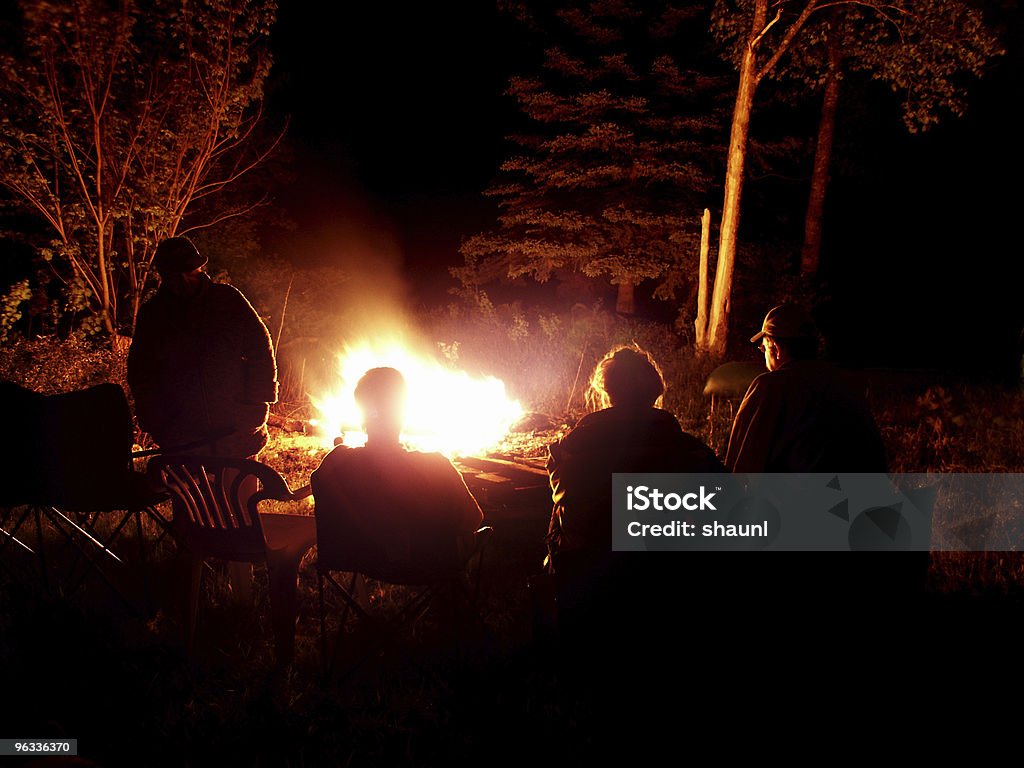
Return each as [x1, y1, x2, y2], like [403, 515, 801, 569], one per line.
[131, 430, 238, 458]
[291, 483, 312, 501]
[472, 525, 494, 555]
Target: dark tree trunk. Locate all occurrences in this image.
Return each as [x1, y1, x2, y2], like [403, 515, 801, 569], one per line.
[800, 36, 842, 275]
[615, 280, 636, 315]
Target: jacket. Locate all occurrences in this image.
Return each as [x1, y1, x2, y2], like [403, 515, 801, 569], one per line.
[127, 275, 278, 457]
[725, 360, 887, 473]
[547, 406, 724, 554]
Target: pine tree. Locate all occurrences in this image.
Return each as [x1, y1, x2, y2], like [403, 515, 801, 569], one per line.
[457, 1, 730, 316]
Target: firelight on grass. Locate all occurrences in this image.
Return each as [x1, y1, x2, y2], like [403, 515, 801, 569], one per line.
[311, 341, 524, 458]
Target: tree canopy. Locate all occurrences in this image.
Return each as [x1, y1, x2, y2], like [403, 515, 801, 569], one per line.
[0, 0, 281, 339]
[700, 0, 1002, 354]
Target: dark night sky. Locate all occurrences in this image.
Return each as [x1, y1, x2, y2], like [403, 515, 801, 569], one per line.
[266, 3, 1022, 373]
[267, 3, 523, 300]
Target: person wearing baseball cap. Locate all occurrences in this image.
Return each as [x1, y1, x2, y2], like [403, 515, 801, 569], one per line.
[129, 235, 280, 608]
[128, 236, 278, 460]
[725, 303, 886, 473]
[749, 303, 818, 373]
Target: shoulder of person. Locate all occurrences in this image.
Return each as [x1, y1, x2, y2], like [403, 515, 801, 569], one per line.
[744, 367, 789, 395]
[133, 296, 157, 324]
[411, 450, 458, 470]
[206, 282, 252, 305]
[312, 444, 357, 473]
[553, 410, 608, 450]
[648, 406, 685, 428]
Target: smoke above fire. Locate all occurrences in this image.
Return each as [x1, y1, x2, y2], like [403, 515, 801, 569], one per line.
[290, 202, 523, 458]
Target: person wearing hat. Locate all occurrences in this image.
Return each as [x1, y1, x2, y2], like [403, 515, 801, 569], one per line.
[725, 303, 887, 473]
[127, 236, 278, 460]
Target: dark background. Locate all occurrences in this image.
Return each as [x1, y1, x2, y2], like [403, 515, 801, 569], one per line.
[266, 3, 1023, 375]
[267, 4, 525, 303]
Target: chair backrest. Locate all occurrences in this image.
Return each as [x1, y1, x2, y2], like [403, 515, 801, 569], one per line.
[312, 450, 471, 584]
[148, 455, 293, 559]
[0, 380, 45, 504]
[314, 494, 466, 584]
[0, 381, 136, 509]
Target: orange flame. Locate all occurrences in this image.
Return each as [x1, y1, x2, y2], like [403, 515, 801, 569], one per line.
[311, 340, 524, 458]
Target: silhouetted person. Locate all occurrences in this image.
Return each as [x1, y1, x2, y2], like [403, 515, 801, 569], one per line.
[725, 303, 887, 473]
[548, 344, 724, 558]
[311, 367, 483, 574]
[128, 236, 278, 603]
[127, 236, 278, 458]
[544, 345, 723, 646]
[726, 305, 927, 607]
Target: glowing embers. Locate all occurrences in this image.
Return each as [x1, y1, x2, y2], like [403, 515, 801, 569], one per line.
[311, 341, 523, 458]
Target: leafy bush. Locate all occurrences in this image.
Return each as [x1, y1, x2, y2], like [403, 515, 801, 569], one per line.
[0, 335, 128, 394]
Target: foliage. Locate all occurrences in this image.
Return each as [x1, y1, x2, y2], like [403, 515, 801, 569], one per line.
[710, 0, 1004, 133]
[0, 334, 128, 394]
[231, 257, 351, 404]
[0, 278, 32, 342]
[699, 0, 1002, 353]
[458, 1, 732, 312]
[876, 381, 1024, 473]
[0, 0, 281, 338]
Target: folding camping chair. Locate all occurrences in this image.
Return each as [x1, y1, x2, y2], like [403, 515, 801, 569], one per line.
[315, 499, 492, 677]
[0, 382, 171, 603]
[147, 455, 316, 666]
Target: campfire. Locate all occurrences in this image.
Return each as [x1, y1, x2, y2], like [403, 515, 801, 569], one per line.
[310, 340, 524, 458]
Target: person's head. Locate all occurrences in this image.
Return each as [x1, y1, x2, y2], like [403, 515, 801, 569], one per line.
[588, 344, 666, 410]
[153, 236, 208, 298]
[750, 304, 818, 371]
[354, 367, 407, 445]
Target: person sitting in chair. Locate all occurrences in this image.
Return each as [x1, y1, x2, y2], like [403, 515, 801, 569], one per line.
[547, 344, 724, 562]
[310, 367, 483, 577]
[543, 345, 724, 646]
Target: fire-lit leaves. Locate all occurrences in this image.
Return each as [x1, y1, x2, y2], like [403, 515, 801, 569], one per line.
[879, 383, 1024, 472]
[0, 0, 281, 337]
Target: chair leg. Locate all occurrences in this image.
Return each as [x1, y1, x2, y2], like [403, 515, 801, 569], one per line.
[319, 572, 328, 680]
[228, 561, 254, 605]
[0, 518, 35, 556]
[187, 557, 203, 651]
[34, 506, 49, 592]
[267, 558, 301, 668]
[319, 570, 375, 682]
[0, 507, 36, 558]
[353, 572, 369, 609]
[0, 507, 39, 587]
